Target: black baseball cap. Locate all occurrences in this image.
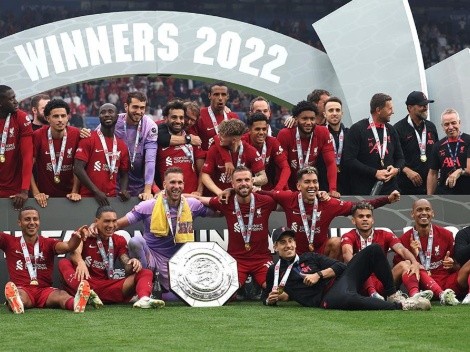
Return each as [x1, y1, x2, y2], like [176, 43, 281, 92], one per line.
[272, 227, 296, 243]
[405, 91, 435, 106]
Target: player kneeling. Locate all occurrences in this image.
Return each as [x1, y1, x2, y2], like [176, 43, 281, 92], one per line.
[58, 206, 164, 309]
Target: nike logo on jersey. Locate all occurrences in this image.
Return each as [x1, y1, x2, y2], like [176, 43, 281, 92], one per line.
[206, 127, 216, 131]
[161, 147, 170, 151]
[95, 149, 103, 153]
[88, 244, 97, 248]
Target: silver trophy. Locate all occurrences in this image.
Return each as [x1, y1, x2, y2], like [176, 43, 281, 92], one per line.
[168, 242, 239, 307]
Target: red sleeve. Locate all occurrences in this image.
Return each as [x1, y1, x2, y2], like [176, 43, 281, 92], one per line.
[228, 112, 240, 120]
[213, 135, 232, 163]
[367, 196, 390, 209]
[115, 234, 128, 258]
[340, 231, 356, 248]
[118, 140, 130, 172]
[201, 146, 217, 174]
[272, 139, 290, 191]
[320, 129, 337, 192]
[386, 231, 401, 248]
[208, 196, 222, 211]
[194, 146, 205, 160]
[75, 137, 92, 163]
[276, 128, 291, 159]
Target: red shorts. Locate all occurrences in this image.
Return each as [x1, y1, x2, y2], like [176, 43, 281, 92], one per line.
[235, 257, 273, 287]
[88, 278, 127, 303]
[433, 272, 465, 296]
[18, 285, 56, 308]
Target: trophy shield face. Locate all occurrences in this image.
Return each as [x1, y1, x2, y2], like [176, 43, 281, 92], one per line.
[169, 242, 239, 307]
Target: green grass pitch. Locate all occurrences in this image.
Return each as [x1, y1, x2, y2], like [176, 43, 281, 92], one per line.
[1, 301, 469, 352]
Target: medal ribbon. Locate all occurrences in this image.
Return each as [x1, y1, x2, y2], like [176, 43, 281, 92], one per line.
[412, 227, 434, 271]
[123, 118, 142, 169]
[296, 127, 313, 169]
[358, 229, 374, 250]
[407, 116, 427, 160]
[272, 255, 299, 292]
[96, 236, 114, 279]
[162, 191, 185, 238]
[208, 106, 227, 135]
[97, 130, 118, 179]
[446, 133, 461, 168]
[180, 132, 194, 165]
[234, 193, 255, 245]
[330, 128, 344, 166]
[369, 116, 388, 166]
[235, 142, 244, 167]
[260, 141, 267, 165]
[0, 113, 11, 157]
[298, 193, 318, 246]
[47, 127, 68, 179]
[20, 236, 39, 283]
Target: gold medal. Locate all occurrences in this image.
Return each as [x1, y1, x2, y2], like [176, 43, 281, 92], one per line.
[380, 159, 385, 168]
[420, 155, 427, 163]
[427, 270, 431, 277]
[30, 280, 38, 286]
[245, 243, 251, 251]
[277, 287, 284, 294]
[0, 154, 5, 163]
[308, 243, 314, 252]
[337, 165, 341, 173]
[54, 176, 61, 184]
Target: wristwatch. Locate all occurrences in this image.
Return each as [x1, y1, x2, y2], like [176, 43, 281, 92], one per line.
[185, 134, 191, 144]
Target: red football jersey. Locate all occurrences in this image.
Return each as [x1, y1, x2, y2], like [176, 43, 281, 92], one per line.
[196, 107, 239, 150]
[80, 234, 128, 280]
[33, 126, 81, 197]
[0, 233, 58, 288]
[202, 141, 264, 195]
[277, 126, 335, 191]
[241, 133, 289, 190]
[270, 190, 356, 254]
[209, 193, 276, 260]
[341, 229, 400, 254]
[75, 131, 129, 197]
[157, 144, 205, 193]
[395, 224, 454, 281]
[0, 110, 33, 196]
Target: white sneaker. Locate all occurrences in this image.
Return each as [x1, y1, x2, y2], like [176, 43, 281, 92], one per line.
[4, 282, 24, 314]
[88, 289, 104, 309]
[401, 296, 431, 311]
[412, 290, 434, 301]
[133, 296, 165, 309]
[370, 292, 385, 300]
[74, 280, 90, 313]
[461, 293, 470, 305]
[439, 289, 460, 306]
[387, 290, 407, 304]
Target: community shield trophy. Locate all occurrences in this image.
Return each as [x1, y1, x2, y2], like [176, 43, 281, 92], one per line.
[169, 242, 238, 307]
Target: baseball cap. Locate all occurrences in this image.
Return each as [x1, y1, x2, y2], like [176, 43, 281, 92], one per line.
[271, 227, 296, 243]
[405, 91, 435, 106]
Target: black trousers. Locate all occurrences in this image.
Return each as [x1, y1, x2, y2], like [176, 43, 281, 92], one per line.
[321, 244, 400, 310]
